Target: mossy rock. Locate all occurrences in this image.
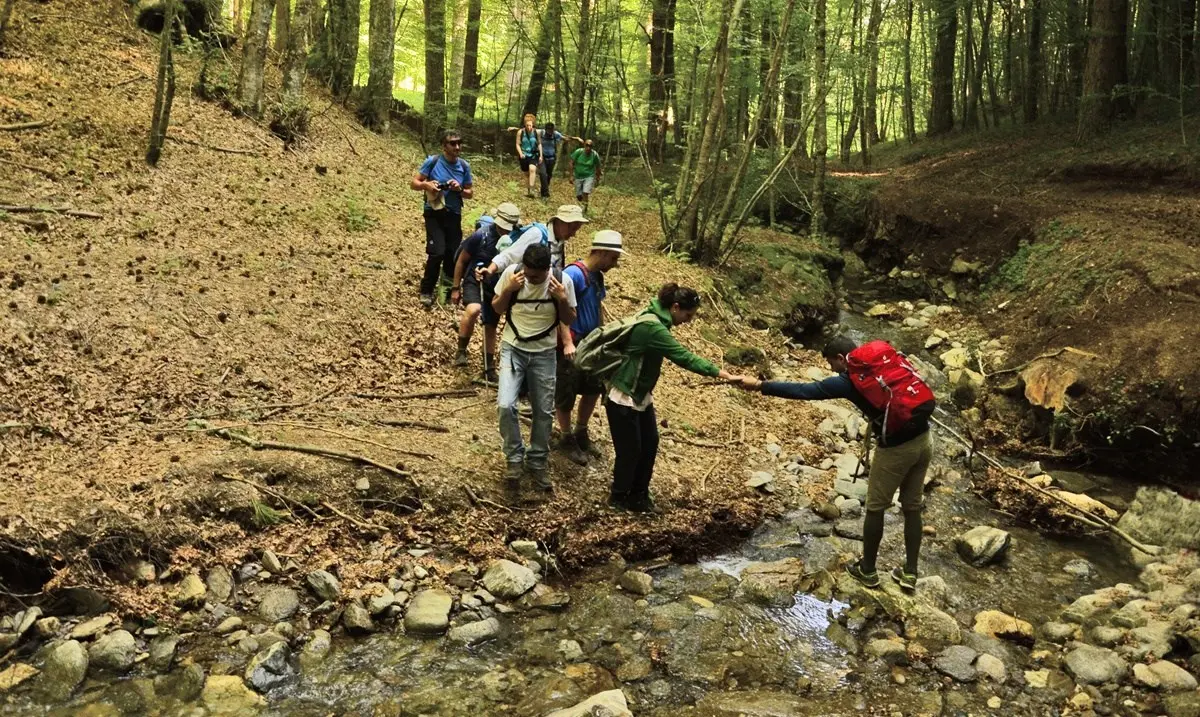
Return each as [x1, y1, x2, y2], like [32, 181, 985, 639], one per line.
[724, 345, 766, 367]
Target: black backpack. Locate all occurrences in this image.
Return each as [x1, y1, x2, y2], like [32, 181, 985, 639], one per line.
[506, 268, 564, 343]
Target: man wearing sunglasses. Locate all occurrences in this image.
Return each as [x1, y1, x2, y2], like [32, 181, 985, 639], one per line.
[411, 130, 475, 308]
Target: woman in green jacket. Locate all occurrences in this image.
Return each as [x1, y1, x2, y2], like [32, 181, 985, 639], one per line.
[606, 283, 742, 512]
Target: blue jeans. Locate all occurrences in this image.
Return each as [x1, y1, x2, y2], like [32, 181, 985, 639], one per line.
[498, 343, 556, 472]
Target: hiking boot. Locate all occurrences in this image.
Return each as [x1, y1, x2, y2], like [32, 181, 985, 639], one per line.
[554, 433, 589, 466]
[626, 492, 661, 514]
[528, 466, 552, 491]
[419, 293, 434, 309]
[453, 348, 470, 367]
[846, 560, 881, 589]
[483, 368, 499, 385]
[504, 462, 523, 488]
[607, 492, 630, 511]
[891, 567, 918, 593]
[574, 428, 602, 458]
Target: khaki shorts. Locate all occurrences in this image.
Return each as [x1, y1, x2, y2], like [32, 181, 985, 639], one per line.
[865, 431, 933, 512]
[555, 351, 605, 411]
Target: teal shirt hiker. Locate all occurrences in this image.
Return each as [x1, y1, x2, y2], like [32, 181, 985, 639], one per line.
[519, 129, 539, 156]
[608, 300, 720, 404]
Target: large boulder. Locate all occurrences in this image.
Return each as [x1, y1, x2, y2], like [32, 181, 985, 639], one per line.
[306, 570, 341, 602]
[738, 559, 805, 607]
[244, 642, 293, 693]
[448, 617, 501, 646]
[202, 675, 266, 714]
[954, 526, 1011, 566]
[404, 590, 453, 635]
[934, 645, 978, 682]
[35, 640, 88, 702]
[1064, 645, 1128, 685]
[89, 629, 137, 673]
[481, 559, 537, 599]
[972, 610, 1034, 645]
[258, 587, 300, 622]
[1117, 487, 1200, 551]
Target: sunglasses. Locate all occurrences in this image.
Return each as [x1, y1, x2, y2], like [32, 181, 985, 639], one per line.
[445, 140, 462, 147]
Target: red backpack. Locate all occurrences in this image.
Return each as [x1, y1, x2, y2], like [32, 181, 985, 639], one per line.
[846, 340, 935, 439]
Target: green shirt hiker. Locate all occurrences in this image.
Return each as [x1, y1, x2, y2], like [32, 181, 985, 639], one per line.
[570, 147, 601, 179]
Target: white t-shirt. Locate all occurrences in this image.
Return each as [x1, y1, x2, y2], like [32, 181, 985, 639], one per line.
[496, 265, 577, 353]
[493, 224, 565, 273]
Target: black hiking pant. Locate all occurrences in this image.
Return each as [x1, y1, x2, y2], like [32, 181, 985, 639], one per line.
[606, 401, 659, 498]
[539, 158, 557, 197]
[420, 208, 463, 297]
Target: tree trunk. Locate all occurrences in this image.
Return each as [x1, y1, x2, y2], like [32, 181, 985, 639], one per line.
[974, 0, 993, 126]
[902, 0, 917, 140]
[327, 0, 359, 100]
[1024, 0, 1042, 122]
[1078, 0, 1129, 134]
[1160, 0, 1182, 95]
[678, 0, 743, 253]
[569, 0, 592, 136]
[457, 0, 483, 122]
[236, 0, 275, 118]
[783, 9, 807, 155]
[677, 44, 699, 146]
[734, 0, 753, 140]
[448, 0, 468, 111]
[664, 0, 677, 149]
[282, 0, 315, 103]
[963, 0, 977, 128]
[1066, 0, 1086, 111]
[232, 0, 243, 36]
[424, 0, 448, 142]
[864, 0, 884, 145]
[929, 0, 958, 135]
[812, 0, 828, 237]
[524, 0, 559, 118]
[147, 0, 178, 166]
[756, 4, 778, 146]
[364, 0, 395, 131]
[274, 0, 289, 56]
[648, 0, 670, 161]
[840, 0, 863, 161]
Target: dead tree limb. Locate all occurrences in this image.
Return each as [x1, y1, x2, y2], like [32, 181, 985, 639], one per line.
[0, 205, 102, 218]
[252, 420, 437, 460]
[320, 501, 387, 532]
[462, 484, 512, 513]
[354, 388, 477, 401]
[212, 426, 422, 493]
[0, 157, 58, 179]
[931, 415, 1158, 555]
[258, 385, 341, 419]
[146, 0, 177, 166]
[216, 471, 323, 521]
[1, 214, 49, 231]
[375, 419, 449, 433]
[0, 120, 52, 132]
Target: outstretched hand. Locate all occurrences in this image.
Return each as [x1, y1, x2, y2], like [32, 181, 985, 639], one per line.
[736, 377, 764, 392]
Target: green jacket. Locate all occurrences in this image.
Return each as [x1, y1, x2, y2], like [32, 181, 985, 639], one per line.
[609, 300, 720, 403]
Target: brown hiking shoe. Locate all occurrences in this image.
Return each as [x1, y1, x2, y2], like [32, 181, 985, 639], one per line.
[574, 428, 602, 458]
[504, 462, 523, 487]
[554, 433, 588, 466]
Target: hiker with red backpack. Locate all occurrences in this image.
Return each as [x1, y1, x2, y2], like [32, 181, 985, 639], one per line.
[554, 230, 625, 465]
[737, 336, 936, 592]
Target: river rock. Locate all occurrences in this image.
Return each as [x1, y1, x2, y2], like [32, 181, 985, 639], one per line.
[739, 558, 805, 607]
[13, 607, 40, 637]
[1040, 621, 1078, 643]
[306, 570, 341, 602]
[405, 589, 453, 635]
[834, 496, 862, 518]
[173, 574, 207, 609]
[148, 635, 180, 672]
[545, 689, 632, 717]
[89, 629, 137, 673]
[215, 617, 243, 635]
[1064, 592, 1115, 623]
[68, 615, 113, 641]
[245, 642, 293, 692]
[1064, 644, 1128, 684]
[955, 526, 1011, 566]
[813, 502, 841, 521]
[1063, 559, 1095, 578]
[0, 663, 38, 693]
[1128, 621, 1175, 659]
[206, 567, 234, 603]
[864, 638, 909, 666]
[618, 570, 654, 596]
[342, 603, 374, 635]
[1166, 692, 1200, 717]
[156, 661, 206, 701]
[300, 629, 332, 666]
[259, 587, 300, 622]
[1138, 660, 1198, 691]
[1112, 599, 1157, 628]
[975, 653, 1007, 683]
[746, 471, 774, 489]
[1117, 487, 1200, 551]
[934, 645, 979, 682]
[362, 583, 395, 616]
[202, 675, 266, 714]
[1090, 625, 1126, 647]
[916, 575, 949, 608]
[834, 519, 864, 540]
[481, 559, 537, 599]
[695, 690, 817, 715]
[973, 610, 1034, 644]
[448, 617, 501, 645]
[261, 550, 284, 574]
[939, 347, 970, 370]
[36, 640, 88, 701]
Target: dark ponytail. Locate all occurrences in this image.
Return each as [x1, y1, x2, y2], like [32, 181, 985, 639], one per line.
[657, 283, 701, 310]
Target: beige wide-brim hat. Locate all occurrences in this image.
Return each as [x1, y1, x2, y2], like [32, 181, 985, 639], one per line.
[494, 202, 521, 231]
[590, 230, 626, 254]
[551, 205, 589, 224]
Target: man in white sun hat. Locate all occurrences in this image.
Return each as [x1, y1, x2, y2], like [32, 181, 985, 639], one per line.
[555, 230, 626, 464]
[479, 204, 589, 281]
[452, 202, 521, 381]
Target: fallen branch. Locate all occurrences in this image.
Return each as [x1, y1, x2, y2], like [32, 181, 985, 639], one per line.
[463, 484, 512, 513]
[0, 157, 58, 179]
[1, 214, 49, 231]
[985, 348, 1073, 378]
[213, 426, 421, 492]
[167, 134, 258, 156]
[216, 471, 322, 522]
[320, 501, 387, 532]
[931, 415, 1158, 555]
[0, 120, 52, 131]
[699, 459, 722, 491]
[258, 385, 341, 420]
[0, 204, 102, 219]
[354, 388, 477, 401]
[252, 420, 436, 460]
[375, 419, 449, 433]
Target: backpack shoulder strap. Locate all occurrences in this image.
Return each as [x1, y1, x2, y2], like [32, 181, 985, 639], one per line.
[569, 261, 590, 291]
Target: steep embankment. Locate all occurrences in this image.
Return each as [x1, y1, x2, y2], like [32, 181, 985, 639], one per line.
[0, 0, 837, 614]
[856, 126, 1200, 477]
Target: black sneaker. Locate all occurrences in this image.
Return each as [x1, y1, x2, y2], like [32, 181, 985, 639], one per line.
[419, 293, 434, 309]
[626, 493, 661, 514]
[554, 434, 589, 466]
[574, 429, 602, 458]
[608, 493, 630, 511]
[846, 560, 881, 589]
[483, 368, 499, 386]
[891, 567, 917, 593]
[453, 348, 470, 367]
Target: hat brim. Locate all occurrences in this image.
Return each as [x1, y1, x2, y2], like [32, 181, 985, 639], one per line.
[591, 245, 626, 254]
[554, 215, 589, 224]
[494, 218, 516, 231]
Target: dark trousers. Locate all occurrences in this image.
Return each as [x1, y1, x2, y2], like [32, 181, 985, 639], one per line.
[421, 208, 463, 296]
[605, 401, 659, 497]
[539, 158, 557, 197]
